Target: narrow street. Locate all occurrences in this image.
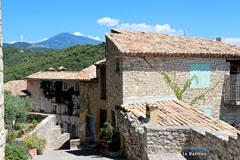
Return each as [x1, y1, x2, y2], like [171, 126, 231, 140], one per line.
[32, 149, 127, 160]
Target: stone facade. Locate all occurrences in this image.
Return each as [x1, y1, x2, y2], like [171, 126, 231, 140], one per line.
[106, 36, 240, 127]
[0, 3, 6, 159]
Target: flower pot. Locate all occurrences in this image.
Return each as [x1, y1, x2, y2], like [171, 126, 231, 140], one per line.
[28, 149, 37, 157]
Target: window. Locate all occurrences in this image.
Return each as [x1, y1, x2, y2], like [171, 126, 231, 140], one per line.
[63, 83, 68, 91]
[111, 111, 116, 127]
[40, 98, 45, 112]
[75, 102, 80, 115]
[190, 64, 210, 88]
[75, 83, 80, 91]
[75, 125, 79, 138]
[116, 58, 120, 72]
[63, 105, 69, 114]
[51, 105, 56, 114]
[40, 82, 44, 89]
[201, 108, 212, 116]
[63, 123, 68, 132]
[50, 83, 56, 90]
[100, 110, 107, 128]
[100, 67, 106, 99]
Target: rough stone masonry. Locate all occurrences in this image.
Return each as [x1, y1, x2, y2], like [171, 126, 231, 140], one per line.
[0, 2, 6, 159]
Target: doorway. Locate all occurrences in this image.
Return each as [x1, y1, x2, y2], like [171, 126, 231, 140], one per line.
[86, 116, 94, 139]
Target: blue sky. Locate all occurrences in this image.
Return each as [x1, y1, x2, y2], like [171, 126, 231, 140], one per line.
[2, 0, 240, 45]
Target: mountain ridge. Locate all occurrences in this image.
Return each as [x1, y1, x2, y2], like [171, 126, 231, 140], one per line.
[3, 32, 102, 51]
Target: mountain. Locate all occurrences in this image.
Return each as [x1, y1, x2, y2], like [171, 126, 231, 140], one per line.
[3, 43, 105, 82]
[3, 42, 49, 51]
[37, 33, 102, 49]
[3, 32, 102, 51]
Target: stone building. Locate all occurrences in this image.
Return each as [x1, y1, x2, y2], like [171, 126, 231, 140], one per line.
[0, 3, 6, 159]
[26, 60, 107, 143]
[105, 29, 240, 128]
[104, 29, 240, 159]
[4, 80, 29, 97]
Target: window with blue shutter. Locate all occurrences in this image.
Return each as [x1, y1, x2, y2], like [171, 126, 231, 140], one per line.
[201, 108, 212, 116]
[190, 64, 210, 88]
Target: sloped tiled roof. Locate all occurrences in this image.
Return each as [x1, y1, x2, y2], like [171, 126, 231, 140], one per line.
[105, 29, 240, 58]
[26, 71, 80, 80]
[26, 59, 106, 81]
[121, 99, 240, 135]
[4, 80, 29, 96]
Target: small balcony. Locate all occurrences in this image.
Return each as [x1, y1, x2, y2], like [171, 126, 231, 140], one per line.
[224, 74, 240, 105]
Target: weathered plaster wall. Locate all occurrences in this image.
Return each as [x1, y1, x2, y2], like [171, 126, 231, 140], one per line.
[78, 72, 107, 143]
[0, 4, 6, 159]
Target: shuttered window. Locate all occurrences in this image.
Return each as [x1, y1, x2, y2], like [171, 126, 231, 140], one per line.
[190, 64, 210, 88]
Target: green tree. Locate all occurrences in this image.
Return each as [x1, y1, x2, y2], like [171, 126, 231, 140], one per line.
[4, 91, 36, 124]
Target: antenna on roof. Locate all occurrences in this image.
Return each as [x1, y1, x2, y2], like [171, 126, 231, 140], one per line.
[184, 30, 187, 37]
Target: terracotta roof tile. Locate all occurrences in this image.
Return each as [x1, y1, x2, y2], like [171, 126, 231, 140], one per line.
[4, 80, 28, 96]
[105, 29, 240, 58]
[25, 59, 106, 81]
[121, 99, 240, 135]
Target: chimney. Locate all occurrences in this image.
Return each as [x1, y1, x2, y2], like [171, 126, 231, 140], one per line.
[48, 67, 55, 71]
[58, 66, 66, 72]
[146, 100, 159, 126]
[216, 37, 225, 43]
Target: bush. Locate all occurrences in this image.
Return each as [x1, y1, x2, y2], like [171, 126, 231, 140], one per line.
[6, 131, 18, 144]
[22, 134, 39, 149]
[98, 122, 114, 150]
[5, 144, 29, 160]
[4, 91, 36, 125]
[31, 120, 39, 126]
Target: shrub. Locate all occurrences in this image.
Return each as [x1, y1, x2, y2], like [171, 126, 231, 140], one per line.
[4, 91, 36, 125]
[6, 131, 18, 144]
[22, 134, 39, 149]
[5, 144, 29, 160]
[31, 120, 39, 126]
[98, 122, 114, 150]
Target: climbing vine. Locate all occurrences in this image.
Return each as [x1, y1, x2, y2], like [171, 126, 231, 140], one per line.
[41, 81, 79, 116]
[140, 57, 220, 105]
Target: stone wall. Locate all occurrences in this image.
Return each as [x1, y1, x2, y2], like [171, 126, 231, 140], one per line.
[115, 107, 147, 160]
[0, 3, 6, 159]
[122, 57, 229, 120]
[189, 127, 240, 160]
[116, 108, 240, 160]
[18, 114, 70, 150]
[145, 126, 190, 154]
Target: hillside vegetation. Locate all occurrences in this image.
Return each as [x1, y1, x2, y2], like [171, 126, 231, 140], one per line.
[3, 43, 105, 82]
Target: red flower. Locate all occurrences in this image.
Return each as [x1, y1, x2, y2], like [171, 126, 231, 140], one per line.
[100, 140, 102, 143]
[105, 145, 108, 148]
[102, 143, 105, 146]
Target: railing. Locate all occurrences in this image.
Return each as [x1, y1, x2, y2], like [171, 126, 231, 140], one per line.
[224, 74, 240, 104]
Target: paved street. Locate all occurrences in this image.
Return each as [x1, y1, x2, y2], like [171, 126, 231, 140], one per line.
[32, 149, 127, 160]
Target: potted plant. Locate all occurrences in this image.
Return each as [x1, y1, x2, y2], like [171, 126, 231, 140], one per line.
[18, 129, 25, 138]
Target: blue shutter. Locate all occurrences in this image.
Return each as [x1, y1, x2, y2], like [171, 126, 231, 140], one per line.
[201, 108, 212, 116]
[190, 64, 210, 88]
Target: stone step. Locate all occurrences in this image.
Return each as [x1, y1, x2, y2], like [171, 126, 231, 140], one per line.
[148, 153, 186, 160]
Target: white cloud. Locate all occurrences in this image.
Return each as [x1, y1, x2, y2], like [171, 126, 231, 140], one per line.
[225, 38, 240, 46]
[117, 23, 184, 36]
[29, 38, 48, 43]
[74, 32, 84, 36]
[20, 35, 24, 41]
[97, 17, 184, 36]
[88, 35, 100, 41]
[97, 17, 119, 27]
[7, 41, 17, 44]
